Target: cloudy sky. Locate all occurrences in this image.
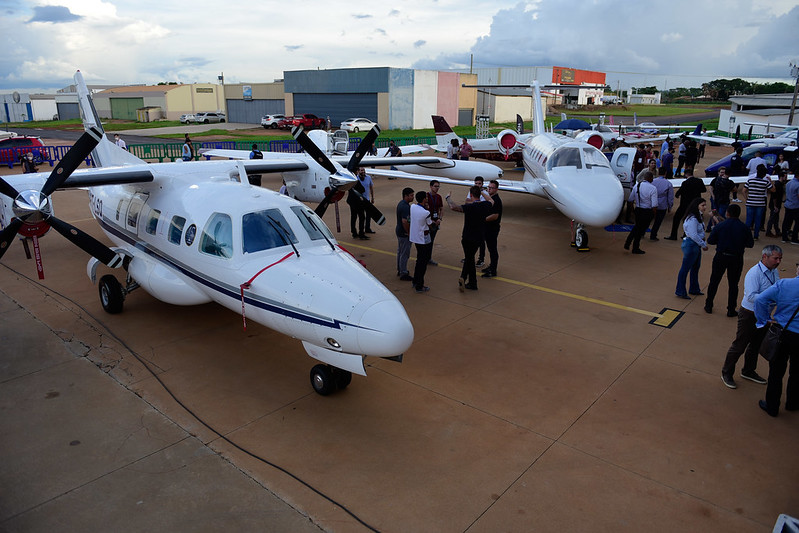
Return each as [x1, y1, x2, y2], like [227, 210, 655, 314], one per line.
[1, 0, 797, 94]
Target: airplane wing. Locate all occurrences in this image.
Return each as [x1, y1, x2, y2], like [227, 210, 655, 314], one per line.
[332, 155, 448, 166]
[200, 149, 309, 172]
[61, 166, 155, 188]
[365, 168, 535, 194]
[687, 134, 737, 145]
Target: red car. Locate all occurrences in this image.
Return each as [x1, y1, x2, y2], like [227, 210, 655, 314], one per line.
[0, 135, 45, 166]
[277, 116, 296, 130]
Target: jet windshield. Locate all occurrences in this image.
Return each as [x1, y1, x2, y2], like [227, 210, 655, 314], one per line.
[582, 147, 611, 169]
[547, 147, 583, 170]
[242, 209, 299, 254]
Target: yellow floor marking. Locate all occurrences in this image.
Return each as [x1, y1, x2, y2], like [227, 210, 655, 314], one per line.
[342, 240, 683, 325]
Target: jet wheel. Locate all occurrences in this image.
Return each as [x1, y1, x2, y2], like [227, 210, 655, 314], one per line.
[332, 368, 352, 390]
[310, 364, 336, 395]
[99, 274, 124, 314]
[575, 228, 589, 251]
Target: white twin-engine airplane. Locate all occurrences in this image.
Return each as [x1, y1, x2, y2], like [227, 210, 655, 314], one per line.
[0, 71, 413, 396]
[408, 82, 624, 251]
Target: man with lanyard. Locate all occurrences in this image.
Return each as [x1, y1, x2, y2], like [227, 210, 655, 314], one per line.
[704, 204, 754, 315]
[720, 245, 782, 389]
[426, 180, 443, 266]
[395, 187, 414, 282]
[780, 171, 799, 244]
[357, 167, 376, 234]
[482, 180, 503, 278]
[624, 170, 657, 254]
[755, 261, 799, 416]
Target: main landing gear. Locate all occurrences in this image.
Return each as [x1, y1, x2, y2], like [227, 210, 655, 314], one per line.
[98, 273, 139, 314]
[569, 221, 590, 252]
[310, 364, 352, 396]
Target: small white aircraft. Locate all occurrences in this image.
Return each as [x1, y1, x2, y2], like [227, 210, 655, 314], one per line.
[689, 125, 799, 148]
[202, 128, 504, 214]
[0, 71, 414, 396]
[400, 82, 624, 251]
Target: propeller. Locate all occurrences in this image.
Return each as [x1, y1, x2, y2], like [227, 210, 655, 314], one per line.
[293, 125, 386, 225]
[0, 127, 123, 267]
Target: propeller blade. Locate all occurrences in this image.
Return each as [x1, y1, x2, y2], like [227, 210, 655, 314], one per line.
[348, 188, 386, 226]
[0, 218, 23, 260]
[747, 126, 753, 140]
[347, 125, 381, 172]
[47, 216, 121, 266]
[735, 125, 740, 141]
[41, 127, 102, 197]
[292, 125, 337, 175]
[0, 177, 20, 200]
[315, 188, 340, 218]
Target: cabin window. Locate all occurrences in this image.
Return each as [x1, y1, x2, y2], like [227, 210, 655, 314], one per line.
[115, 199, 124, 221]
[168, 215, 186, 244]
[547, 148, 582, 170]
[127, 201, 142, 229]
[199, 213, 233, 258]
[242, 209, 298, 254]
[290, 206, 333, 241]
[582, 147, 611, 169]
[145, 209, 160, 235]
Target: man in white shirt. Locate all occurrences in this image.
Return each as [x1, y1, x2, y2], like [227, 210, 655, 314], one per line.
[624, 170, 658, 254]
[409, 191, 437, 293]
[113, 134, 127, 150]
[357, 167, 376, 234]
[720, 244, 783, 388]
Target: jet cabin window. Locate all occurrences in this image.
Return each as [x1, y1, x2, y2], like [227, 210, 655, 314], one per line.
[242, 209, 298, 254]
[582, 148, 611, 169]
[547, 148, 582, 170]
[199, 213, 234, 258]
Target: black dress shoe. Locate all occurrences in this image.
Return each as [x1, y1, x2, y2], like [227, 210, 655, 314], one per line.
[631, 249, 645, 254]
[727, 310, 738, 317]
[464, 284, 478, 290]
[481, 271, 496, 278]
[689, 291, 704, 296]
[358, 234, 370, 240]
[704, 305, 712, 314]
[664, 236, 677, 241]
[365, 229, 376, 234]
[650, 237, 659, 241]
[675, 293, 690, 300]
[759, 400, 778, 417]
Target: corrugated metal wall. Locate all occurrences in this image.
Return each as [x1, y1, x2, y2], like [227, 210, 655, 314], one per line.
[226, 99, 285, 124]
[292, 94, 377, 128]
[110, 98, 143, 120]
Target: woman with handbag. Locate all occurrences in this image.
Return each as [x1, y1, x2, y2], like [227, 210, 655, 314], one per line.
[754, 263, 799, 417]
[675, 197, 708, 299]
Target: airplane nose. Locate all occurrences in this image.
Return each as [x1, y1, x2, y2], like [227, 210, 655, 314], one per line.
[356, 299, 414, 357]
[548, 169, 624, 227]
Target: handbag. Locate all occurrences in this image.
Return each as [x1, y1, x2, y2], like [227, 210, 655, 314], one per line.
[760, 304, 799, 361]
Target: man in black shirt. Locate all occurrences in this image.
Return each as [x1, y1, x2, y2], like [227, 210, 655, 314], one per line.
[704, 204, 754, 315]
[482, 180, 503, 278]
[665, 170, 707, 240]
[446, 185, 494, 291]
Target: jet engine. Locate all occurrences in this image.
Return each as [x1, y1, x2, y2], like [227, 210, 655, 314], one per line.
[496, 129, 524, 158]
[573, 130, 605, 150]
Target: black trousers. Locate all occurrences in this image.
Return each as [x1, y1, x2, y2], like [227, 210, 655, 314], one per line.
[668, 202, 690, 239]
[413, 241, 432, 289]
[625, 207, 654, 251]
[349, 203, 365, 236]
[781, 207, 799, 242]
[484, 225, 500, 273]
[705, 253, 744, 313]
[765, 329, 799, 413]
[650, 209, 667, 239]
[461, 238, 480, 286]
[722, 308, 766, 376]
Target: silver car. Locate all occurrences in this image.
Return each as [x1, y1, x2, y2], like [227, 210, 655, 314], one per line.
[340, 118, 377, 133]
[261, 114, 285, 129]
[179, 114, 195, 124]
[194, 112, 226, 124]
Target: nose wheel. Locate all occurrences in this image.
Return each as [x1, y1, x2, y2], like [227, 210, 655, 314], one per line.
[310, 364, 352, 395]
[570, 221, 590, 252]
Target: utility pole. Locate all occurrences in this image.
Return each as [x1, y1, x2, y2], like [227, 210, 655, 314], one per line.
[789, 62, 799, 125]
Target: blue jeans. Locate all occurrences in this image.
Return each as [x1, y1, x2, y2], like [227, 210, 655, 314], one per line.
[676, 238, 702, 296]
[746, 205, 765, 238]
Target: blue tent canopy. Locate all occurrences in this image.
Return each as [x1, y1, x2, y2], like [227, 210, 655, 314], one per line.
[555, 118, 591, 130]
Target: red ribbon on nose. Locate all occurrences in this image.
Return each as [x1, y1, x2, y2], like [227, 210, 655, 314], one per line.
[239, 252, 295, 331]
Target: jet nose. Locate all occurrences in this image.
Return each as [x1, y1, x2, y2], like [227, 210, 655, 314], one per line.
[356, 299, 414, 357]
[548, 168, 624, 227]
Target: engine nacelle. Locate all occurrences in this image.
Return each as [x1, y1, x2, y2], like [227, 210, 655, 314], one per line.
[574, 131, 605, 150]
[496, 129, 524, 158]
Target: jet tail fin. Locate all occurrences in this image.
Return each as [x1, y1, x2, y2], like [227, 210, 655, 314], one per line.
[692, 123, 703, 135]
[516, 114, 524, 134]
[75, 70, 146, 168]
[532, 81, 544, 135]
[431, 115, 459, 147]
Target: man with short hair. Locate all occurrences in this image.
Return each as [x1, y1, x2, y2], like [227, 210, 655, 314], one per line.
[666, 169, 706, 241]
[650, 167, 674, 241]
[447, 185, 494, 291]
[624, 170, 657, 254]
[426, 180, 444, 265]
[720, 245, 783, 389]
[482, 180, 503, 278]
[709, 166, 736, 220]
[459, 138, 473, 160]
[409, 191, 436, 293]
[743, 164, 774, 240]
[704, 204, 754, 315]
[114, 134, 127, 150]
[357, 167, 376, 234]
[780, 171, 799, 244]
[248, 143, 263, 159]
[395, 188, 414, 281]
[465, 176, 488, 268]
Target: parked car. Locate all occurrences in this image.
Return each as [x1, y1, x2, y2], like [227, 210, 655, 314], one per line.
[0, 135, 45, 165]
[179, 114, 196, 124]
[277, 116, 296, 130]
[291, 114, 326, 130]
[637, 122, 659, 134]
[261, 114, 285, 129]
[340, 118, 377, 133]
[194, 112, 226, 124]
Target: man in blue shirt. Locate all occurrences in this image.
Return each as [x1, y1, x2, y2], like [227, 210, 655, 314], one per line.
[754, 263, 799, 416]
[780, 172, 799, 244]
[704, 204, 754, 315]
[720, 245, 782, 389]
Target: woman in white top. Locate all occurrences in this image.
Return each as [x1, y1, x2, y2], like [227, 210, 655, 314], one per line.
[675, 197, 708, 299]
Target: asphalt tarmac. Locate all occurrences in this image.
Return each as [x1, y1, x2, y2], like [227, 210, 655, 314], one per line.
[1, 142, 798, 532]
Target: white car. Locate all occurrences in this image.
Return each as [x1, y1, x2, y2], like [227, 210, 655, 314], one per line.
[194, 112, 226, 124]
[340, 118, 377, 133]
[179, 114, 195, 124]
[261, 114, 285, 129]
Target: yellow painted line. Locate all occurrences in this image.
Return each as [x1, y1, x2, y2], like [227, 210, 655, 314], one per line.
[342, 240, 674, 322]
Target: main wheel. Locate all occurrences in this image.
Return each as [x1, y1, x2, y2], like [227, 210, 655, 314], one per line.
[353, 127, 359, 133]
[310, 364, 336, 395]
[575, 229, 588, 250]
[99, 274, 124, 314]
[332, 368, 352, 390]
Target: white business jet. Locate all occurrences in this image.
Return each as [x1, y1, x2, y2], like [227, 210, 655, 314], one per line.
[0, 71, 413, 395]
[396, 82, 624, 251]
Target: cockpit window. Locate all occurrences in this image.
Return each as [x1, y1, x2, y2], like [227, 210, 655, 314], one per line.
[582, 147, 611, 169]
[547, 147, 582, 170]
[199, 213, 233, 258]
[242, 208, 298, 254]
[290, 206, 334, 241]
